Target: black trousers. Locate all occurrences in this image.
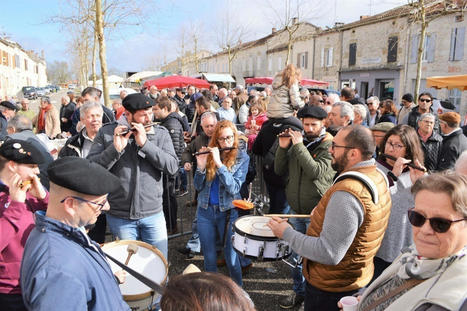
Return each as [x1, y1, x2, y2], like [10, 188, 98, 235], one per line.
[304, 281, 358, 311]
[370, 256, 391, 284]
[87, 213, 107, 244]
[162, 174, 178, 231]
[0, 293, 27, 311]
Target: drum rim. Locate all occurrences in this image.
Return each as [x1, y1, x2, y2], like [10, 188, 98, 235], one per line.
[233, 248, 292, 261]
[233, 215, 279, 241]
[102, 240, 168, 301]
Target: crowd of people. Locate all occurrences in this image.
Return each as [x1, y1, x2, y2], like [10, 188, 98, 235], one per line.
[0, 63, 466, 311]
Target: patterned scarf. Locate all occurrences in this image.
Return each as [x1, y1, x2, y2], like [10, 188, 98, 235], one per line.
[37, 104, 52, 132]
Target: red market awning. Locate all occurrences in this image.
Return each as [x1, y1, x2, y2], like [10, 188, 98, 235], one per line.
[245, 77, 273, 85]
[300, 78, 329, 87]
[143, 75, 210, 89]
[426, 75, 467, 91]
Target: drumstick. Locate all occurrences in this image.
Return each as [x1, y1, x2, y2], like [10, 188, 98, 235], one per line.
[192, 147, 236, 156]
[264, 214, 310, 218]
[124, 244, 139, 265]
[117, 122, 159, 136]
[381, 153, 426, 172]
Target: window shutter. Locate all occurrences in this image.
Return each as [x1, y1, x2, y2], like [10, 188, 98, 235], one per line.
[297, 53, 301, 67]
[426, 33, 436, 63]
[321, 48, 324, 67]
[305, 52, 308, 69]
[328, 48, 333, 67]
[387, 36, 398, 63]
[454, 27, 465, 61]
[450, 28, 457, 60]
[349, 43, 357, 66]
[410, 34, 419, 64]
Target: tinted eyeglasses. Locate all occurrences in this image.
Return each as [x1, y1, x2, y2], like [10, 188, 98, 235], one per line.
[408, 209, 467, 233]
[60, 196, 108, 211]
[419, 98, 432, 103]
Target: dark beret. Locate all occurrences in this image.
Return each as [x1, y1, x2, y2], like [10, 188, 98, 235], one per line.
[47, 157, 121, 195]
[122, 93, 155, 112]
[297, 105, 328, 120]
[0, 101, 18, 111]
[0, 139, 47, 164]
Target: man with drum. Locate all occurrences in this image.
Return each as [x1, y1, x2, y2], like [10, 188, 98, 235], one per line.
[268, 125, 391, 311]
[20, 157, 130, 310]
[274, 106, 335, 309]
[87, 93, 178, 259]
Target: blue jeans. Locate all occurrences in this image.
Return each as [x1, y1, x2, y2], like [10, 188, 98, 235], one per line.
[289, 210, 310, 297]
[265, 183, 290, 214]
[106, 212, 168, 259]
[185, 216, 201, 253]
[197, 206, 242, 286]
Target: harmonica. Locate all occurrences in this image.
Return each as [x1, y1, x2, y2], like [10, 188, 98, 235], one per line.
[117, 122, 159, 136]
[193, 147, 236, 156]
[19, 180, 32, 188]
[382, 153, 427, 172]
[277, 133, 292, 137]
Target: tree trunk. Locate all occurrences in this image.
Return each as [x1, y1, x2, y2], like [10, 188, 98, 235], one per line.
[92, 32, 98, 87]
[285, 28, 292, 66]
[414, 0, 426, 101]
[95, 0, 110, 107]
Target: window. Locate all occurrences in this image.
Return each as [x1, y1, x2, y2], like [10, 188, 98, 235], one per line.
[297, 52, 308, 69]
[257, 56, 261, 70]
[24, 59, 28, 71]
[349, 43, 357, 66]
[2, 51, 9, 66]
[448, 88, 462, 109]
[410, 34, 436, 63]
[268, 57, 272, 71]
[387, 36, 398, 63]
[326, 48, 333, 67]
[277, 57, 282, 70]
[449, 27, 465, 61]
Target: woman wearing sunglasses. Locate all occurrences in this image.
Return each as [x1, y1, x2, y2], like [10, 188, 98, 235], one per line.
[194, 120, 249, 286]
[372, 125, 426, 280]
[348, 173, 467, 311]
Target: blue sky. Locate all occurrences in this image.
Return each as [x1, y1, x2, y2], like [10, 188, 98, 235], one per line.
[1, 0, 408, 74]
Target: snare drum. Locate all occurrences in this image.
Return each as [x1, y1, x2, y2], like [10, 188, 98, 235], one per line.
[102, 240, 168, 311]
[232, 215, 291, 261]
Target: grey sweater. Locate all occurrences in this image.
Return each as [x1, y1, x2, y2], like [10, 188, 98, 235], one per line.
[282, 160, 379, 265]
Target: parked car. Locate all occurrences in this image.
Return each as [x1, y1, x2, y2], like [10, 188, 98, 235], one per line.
[22, 86, 37, 99]
[108, 87, 137, 101]
[68, 84, 77, 90]
[35, 87, 47, 97]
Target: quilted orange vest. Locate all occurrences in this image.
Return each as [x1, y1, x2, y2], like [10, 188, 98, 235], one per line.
[302, 165, 391, 292]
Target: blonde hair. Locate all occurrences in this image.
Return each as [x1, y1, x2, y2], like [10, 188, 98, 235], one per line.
[281, 64, 301, 88]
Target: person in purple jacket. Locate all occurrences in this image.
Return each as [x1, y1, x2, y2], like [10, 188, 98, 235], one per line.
[0, 139, 48, 311]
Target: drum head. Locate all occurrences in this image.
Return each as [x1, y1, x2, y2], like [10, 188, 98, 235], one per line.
[234, 216, 276, 238]
[102, 240, 168, 301]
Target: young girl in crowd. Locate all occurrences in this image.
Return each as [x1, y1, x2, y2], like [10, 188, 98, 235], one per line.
[244, 102, 268, 150]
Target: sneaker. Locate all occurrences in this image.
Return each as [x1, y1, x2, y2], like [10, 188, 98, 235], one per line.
[279, 293, 305, 309]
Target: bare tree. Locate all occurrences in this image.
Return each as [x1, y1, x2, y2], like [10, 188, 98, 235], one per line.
[409, 0, 467, 100]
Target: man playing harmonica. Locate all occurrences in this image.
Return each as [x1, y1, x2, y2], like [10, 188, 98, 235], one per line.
[87, 93, 178, 259]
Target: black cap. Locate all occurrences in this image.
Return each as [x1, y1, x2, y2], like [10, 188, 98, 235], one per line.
[0, 101, 18, 111]
[0, 139, 47, 164]
[122, 93, 155, 112]
[297, 106, 328, 120]
[48, 157, 121, 196]
[402, 93, 413, 103]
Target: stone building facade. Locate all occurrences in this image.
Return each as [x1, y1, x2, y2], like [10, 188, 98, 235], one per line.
[0, 38, 47, 99]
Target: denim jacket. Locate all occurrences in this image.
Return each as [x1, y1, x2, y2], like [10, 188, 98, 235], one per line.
[194, 150, 249, 212]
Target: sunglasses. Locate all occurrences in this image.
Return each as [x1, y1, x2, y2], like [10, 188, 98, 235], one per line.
[419, 98, 431, 103]
[408, 209, 467, 233]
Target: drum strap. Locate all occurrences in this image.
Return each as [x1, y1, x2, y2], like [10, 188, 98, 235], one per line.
[104, 251, 165, 295]
[223, 209, 231, 248]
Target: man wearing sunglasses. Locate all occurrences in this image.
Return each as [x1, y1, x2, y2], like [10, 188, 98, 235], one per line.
[21, 157, 130, 310]
[268, 125, 391, 310]
[403, 92, 440, 132]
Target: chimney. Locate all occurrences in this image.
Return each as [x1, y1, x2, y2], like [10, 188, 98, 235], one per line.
[292, 17, 298, 25]
[334, 22, 344, 27]
[272, 27, 277, 34]
[360, 15, 370, 20]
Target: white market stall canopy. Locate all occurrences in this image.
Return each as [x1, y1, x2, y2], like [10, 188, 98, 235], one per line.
[127, 71, 163, 83]
[200, 73, 235, 83]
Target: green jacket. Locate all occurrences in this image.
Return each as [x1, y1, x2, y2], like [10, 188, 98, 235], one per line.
[274, 132, 335, 214]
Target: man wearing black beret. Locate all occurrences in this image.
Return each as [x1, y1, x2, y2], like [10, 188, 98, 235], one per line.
[0, 101, 18, 139]
[0, 139, 48, 311]
[20, 157, 130, 310]
[87, 93, 178, 259]
[273, 106, 335, 309]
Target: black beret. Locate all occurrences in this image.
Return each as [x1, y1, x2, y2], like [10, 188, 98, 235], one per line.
[297, 105, 328, 120]
[0, 101, 18, 111]
[402, 93, 414, 103]
[122, 93, 155, 112]
[47, 157, 121, 195]
[0, 139, 47, 164]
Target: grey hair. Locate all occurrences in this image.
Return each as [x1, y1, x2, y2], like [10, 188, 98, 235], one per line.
[7, 115, 33, 132]
[201, 111, 218, 123]
[327, 93, 340, 105]
[366, 96, 380, 106]
[419, 113, 435, 122]
[80, 101, 103, 119]
[333, 101, 355, 121]
[353, 104, 367, 120]
[219, 88, 228, 97]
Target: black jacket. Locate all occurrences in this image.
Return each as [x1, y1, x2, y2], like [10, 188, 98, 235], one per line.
[419, 130, 442, 172]
[437, 129, 467, 171]
[173, 95, 187, 114]
[407, 106, 439, 132]
[58, 129, 86, 158]
[158, 112, 185, 163]
[59, 102, 76, 132]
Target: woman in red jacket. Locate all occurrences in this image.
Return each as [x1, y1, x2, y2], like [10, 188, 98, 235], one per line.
[0, 139, 48, 311]
[244, 102, 268, 151]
